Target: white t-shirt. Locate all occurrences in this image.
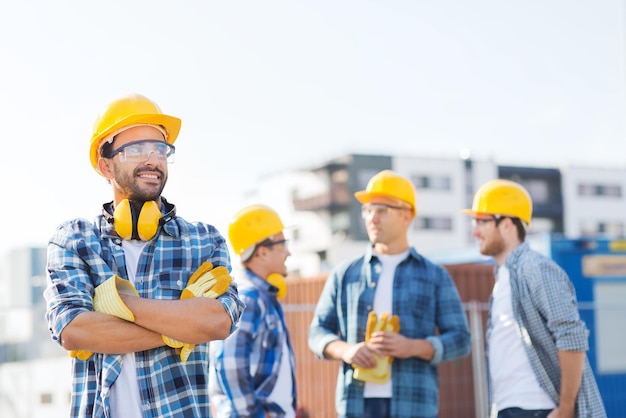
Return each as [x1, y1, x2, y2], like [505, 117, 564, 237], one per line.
[267, 334, 296, 417]
[489, 265, 556, 412]
[363, 250, 409, 399]
[110, 240, 147, 418]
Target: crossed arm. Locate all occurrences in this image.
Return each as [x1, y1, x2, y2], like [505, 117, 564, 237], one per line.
[60, 296, 232, 355]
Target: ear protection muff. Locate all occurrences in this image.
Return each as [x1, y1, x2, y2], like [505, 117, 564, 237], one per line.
[115, 200, 160, 241]
[103, 198, 176, 241]
[266, 273, 287, 300]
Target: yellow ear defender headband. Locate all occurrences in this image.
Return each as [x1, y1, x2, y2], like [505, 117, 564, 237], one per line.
[102, 198, 176, 241]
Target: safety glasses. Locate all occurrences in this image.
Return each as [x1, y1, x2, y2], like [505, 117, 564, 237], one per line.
[105, 140, 175, 164]
[361, 203, 408, 219]
[471, 216, 505, 227]
[260, 239, 288, 248]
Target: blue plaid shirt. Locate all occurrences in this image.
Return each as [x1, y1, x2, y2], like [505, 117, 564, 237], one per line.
[308, 245, 471, 418]
[44, 202, 245, 418]
[209, 269, 297, 417]
[487, 242, 607, 417]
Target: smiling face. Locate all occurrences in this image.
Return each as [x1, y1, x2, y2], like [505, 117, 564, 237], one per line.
[98, 125, 169, 204]
[471, 216, 506, 257]
[470, 214, 520, 265]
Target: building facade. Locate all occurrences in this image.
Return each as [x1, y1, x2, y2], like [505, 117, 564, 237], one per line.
[246, 153, 626, 277]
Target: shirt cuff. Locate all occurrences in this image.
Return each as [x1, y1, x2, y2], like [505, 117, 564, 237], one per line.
[315, 334, 341, 359]
[426, 336, 443, 365]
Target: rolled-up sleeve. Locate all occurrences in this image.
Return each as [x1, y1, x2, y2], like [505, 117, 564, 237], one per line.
[308, 269, 342, 358]
[44, 222, 97, 345]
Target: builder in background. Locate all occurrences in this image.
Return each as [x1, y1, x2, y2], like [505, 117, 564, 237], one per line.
[463, 179, 606, 418]
[308, 169, 471, 418]
[210, 204, 298, 417]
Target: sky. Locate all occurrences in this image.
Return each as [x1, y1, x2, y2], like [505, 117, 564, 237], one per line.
[0, 0, 625, 256]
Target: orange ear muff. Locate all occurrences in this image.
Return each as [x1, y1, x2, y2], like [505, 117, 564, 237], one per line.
[266, 273, 287, 300]
[113, 199, 162, 241]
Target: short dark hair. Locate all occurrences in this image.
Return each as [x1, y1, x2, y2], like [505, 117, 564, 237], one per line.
[513, 217, 527, 242]
[99, 140, 114, 159]
[495, 216, 526, 242]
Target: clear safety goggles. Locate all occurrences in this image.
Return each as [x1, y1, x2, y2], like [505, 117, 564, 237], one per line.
[105, 139, 175, 164]
[471, 215, 506, 227]
[361, 203, 409, 219]
[259, 238, 289, 249]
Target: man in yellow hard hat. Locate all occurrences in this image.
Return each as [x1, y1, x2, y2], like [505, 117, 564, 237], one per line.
[209, 204, 298, 417]
[308, 169, 471, 418]
[463, 179, 606, 418]
[44, 93, 245, 417]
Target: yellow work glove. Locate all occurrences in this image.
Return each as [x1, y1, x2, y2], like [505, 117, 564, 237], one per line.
[162, 261, 233, 362]
[181, 262, 232, 299]
[353, 311, 401, 384]
[68, 349, 94, 361]
[93, 275, 139, 322]
[69, 275, 140, 361]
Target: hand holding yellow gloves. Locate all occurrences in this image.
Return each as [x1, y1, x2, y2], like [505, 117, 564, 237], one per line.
[162, 261, 232, 361]
[180, 262, 232, 300]
[69, 349, 95, 361]
[353, 311, 401, 384]
[93, 275, 140, 321]
[69, 275, 139, 360]
[71, 263, 231, 363]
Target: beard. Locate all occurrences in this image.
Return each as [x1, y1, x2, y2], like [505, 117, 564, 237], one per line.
[479, 230, 507, 257]
[112, 165, 167, 202]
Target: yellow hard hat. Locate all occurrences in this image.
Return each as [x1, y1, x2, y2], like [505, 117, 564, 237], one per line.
[462, 179, 532, 225]
[354, 170, 416, 217]
[89, 94, 182, 174]
[228, 204, 285, 256]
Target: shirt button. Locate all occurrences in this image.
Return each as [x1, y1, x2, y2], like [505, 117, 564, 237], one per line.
[370, 282, 376, 288]
[177, 279, 183, 287]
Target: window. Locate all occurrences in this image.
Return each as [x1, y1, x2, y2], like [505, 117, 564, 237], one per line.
[580, 221, 624, 237]
[522, 179, 550, 204]
[330, 210, 350, 234]
[578, 183, 622, 198]
[412, 175, 451, 191]
[413, 216, 453, 231]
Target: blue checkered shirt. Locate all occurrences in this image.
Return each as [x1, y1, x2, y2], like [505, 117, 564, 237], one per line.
[44, 204, 245, 418]
[487, 242, 606, 417]
[209, 269, 297, 417]
[308, 245, 471, 418]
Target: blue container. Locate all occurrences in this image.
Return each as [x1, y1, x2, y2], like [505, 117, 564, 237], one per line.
[550, 236, 626, 417]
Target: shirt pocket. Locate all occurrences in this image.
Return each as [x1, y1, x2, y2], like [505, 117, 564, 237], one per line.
[261, 315, 280, 349]
[155, 270, 185, 300]
[407, 278, 436, 337]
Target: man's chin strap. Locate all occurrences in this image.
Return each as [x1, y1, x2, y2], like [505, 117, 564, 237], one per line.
[102, 197, 176, 241]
